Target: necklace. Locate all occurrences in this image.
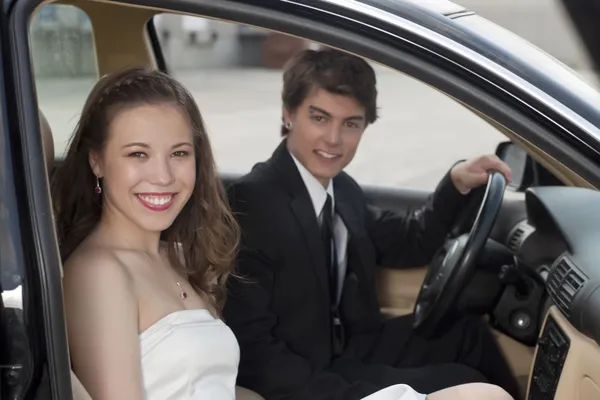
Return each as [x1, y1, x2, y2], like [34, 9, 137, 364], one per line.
[176, 281, 188, 300]
[138, 249, 188, 301]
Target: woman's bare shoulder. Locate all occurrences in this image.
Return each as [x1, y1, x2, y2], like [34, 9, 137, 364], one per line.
[63, 245, 135, 294]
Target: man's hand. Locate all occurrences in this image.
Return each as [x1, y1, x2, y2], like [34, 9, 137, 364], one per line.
[450, 155, 512, 194]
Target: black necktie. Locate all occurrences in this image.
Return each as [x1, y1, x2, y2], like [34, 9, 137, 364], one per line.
[321, 194, 338, 306]
[321, 194, 344, 355]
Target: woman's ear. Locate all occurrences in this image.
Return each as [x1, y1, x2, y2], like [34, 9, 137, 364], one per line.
[88, 150, 104, 178]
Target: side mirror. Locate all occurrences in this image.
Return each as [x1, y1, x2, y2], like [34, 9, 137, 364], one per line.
[495, 141, 534, 191]
[495, 141, 564, 191]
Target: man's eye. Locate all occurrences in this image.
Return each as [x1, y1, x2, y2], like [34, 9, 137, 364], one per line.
[312, 115, 325, 122]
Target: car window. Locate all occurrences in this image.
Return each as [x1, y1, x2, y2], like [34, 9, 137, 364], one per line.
[151, 14, 509, 191]
[29, 4, 98, 160]
[0, 5, 97, 396]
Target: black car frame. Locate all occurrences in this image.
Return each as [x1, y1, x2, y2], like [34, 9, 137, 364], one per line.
[3, 0, 600, 399]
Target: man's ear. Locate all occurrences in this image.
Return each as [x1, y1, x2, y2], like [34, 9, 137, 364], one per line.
[88, 150, 104, 178]
[282, 107, 293, 125]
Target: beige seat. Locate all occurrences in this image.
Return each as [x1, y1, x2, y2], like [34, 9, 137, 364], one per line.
[70, 371, 93, 400]
[39, 111, 265, 400]
[236, 386, 267, 400]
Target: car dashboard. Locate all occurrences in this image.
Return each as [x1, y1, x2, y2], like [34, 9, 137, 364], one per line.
[505, 187, 600, 400]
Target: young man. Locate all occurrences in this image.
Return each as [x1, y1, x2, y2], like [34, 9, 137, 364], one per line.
[223, 48, 520, 400]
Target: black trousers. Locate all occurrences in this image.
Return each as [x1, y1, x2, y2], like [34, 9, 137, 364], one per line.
[328, 314, 521, 398]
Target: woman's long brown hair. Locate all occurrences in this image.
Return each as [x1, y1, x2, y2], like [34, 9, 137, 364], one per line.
[51, 67, 240, 314]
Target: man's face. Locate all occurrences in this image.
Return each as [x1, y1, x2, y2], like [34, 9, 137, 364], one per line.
[284, 87, 366, 187]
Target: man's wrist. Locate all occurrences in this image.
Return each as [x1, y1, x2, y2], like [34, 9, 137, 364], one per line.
[450, 161, 471, 195]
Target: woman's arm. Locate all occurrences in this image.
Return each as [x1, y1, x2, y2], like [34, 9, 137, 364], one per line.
[63, 251, 144, 400]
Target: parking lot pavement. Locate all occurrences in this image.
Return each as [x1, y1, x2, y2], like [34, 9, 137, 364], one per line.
[38, 66, 600, 191]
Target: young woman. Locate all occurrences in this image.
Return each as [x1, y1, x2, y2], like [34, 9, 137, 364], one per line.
[52, 67, 241, 399]
[51, 66, 512, 400]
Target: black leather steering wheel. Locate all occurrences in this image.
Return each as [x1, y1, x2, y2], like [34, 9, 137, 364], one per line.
[412, 170, 507, 339]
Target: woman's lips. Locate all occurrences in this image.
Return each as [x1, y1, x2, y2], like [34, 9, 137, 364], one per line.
[135, 193, 177, 211]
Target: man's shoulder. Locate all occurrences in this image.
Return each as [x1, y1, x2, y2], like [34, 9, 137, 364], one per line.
[227, 159, 286, 210]
[334, 171, 365, 198]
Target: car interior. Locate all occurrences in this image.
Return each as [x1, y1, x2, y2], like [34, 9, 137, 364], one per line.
[7, 0, 600, 399]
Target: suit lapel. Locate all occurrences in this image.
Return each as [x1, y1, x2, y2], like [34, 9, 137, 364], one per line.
[334, 184, 370, 287]
[290, 197, 329, 295]
[271, 140, 330, 297]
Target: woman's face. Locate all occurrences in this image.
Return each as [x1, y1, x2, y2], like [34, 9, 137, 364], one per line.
[90, 103, 196, 234]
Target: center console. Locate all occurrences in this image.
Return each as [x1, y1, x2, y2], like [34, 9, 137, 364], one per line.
[528, 315, 570, 399]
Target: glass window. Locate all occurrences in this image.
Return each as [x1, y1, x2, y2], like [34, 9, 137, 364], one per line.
[152, 14, 509, 191]
[29, 4, 98, 160]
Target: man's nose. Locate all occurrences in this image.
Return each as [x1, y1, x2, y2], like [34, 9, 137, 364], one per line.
[324, 123, 342, 146]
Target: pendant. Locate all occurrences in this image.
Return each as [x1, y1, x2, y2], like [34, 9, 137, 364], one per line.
[176, 282, 188, 300]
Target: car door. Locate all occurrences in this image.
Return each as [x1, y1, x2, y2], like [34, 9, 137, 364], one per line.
[0, 2, 72, 399]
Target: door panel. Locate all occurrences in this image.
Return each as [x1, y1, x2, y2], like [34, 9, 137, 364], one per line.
[364, 185, 432, 317]
[363, 184, 432, 216]
[376, 267, 427, 317]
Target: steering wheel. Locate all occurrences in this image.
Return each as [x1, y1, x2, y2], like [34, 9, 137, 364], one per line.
[412, 170, 507, 339]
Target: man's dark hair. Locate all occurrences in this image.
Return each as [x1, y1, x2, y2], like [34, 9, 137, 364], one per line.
[281, 47, 378, 136]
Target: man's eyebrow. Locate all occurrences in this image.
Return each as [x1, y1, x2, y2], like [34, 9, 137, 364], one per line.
[309, 105, 364, 121]
[345, 115, 365, 121]
[308, 105, 332, 117]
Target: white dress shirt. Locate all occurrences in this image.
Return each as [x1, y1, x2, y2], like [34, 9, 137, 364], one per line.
[290, 153, 348, 305]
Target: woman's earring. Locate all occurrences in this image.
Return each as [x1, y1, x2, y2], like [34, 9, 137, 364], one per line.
[94, 177, 102, 194]
[284, 121, 293, 130]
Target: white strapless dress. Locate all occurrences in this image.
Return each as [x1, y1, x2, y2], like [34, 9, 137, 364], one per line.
[138, 308, 426, 400]
[362, 385, 426, 400]
[139, 309, 239, 399]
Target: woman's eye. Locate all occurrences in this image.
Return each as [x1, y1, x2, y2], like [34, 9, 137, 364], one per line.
[172, 151, 189, 157]
[128, 151, 146, 158]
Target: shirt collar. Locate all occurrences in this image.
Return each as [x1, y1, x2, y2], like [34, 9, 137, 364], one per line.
[290, 152, 334, 217]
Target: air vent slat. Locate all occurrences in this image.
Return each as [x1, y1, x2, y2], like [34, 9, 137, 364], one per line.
[566, 275, 583, 289]
[559, 286, 574, 299]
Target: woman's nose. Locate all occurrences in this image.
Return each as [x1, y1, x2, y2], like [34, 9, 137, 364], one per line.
[152, 157, 175, 186]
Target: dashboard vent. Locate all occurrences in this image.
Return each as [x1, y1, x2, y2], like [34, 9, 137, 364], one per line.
[507, 221, 534, 253]
[508, 226, 525, 252]
[547, 257, 586, 318]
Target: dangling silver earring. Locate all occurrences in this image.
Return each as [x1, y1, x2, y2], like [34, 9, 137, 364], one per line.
[284, 121, 293, 130]
[94, 177, 102, 194]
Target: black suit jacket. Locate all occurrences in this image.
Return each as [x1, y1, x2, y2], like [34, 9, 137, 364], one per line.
[223, 139, 469, 400]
